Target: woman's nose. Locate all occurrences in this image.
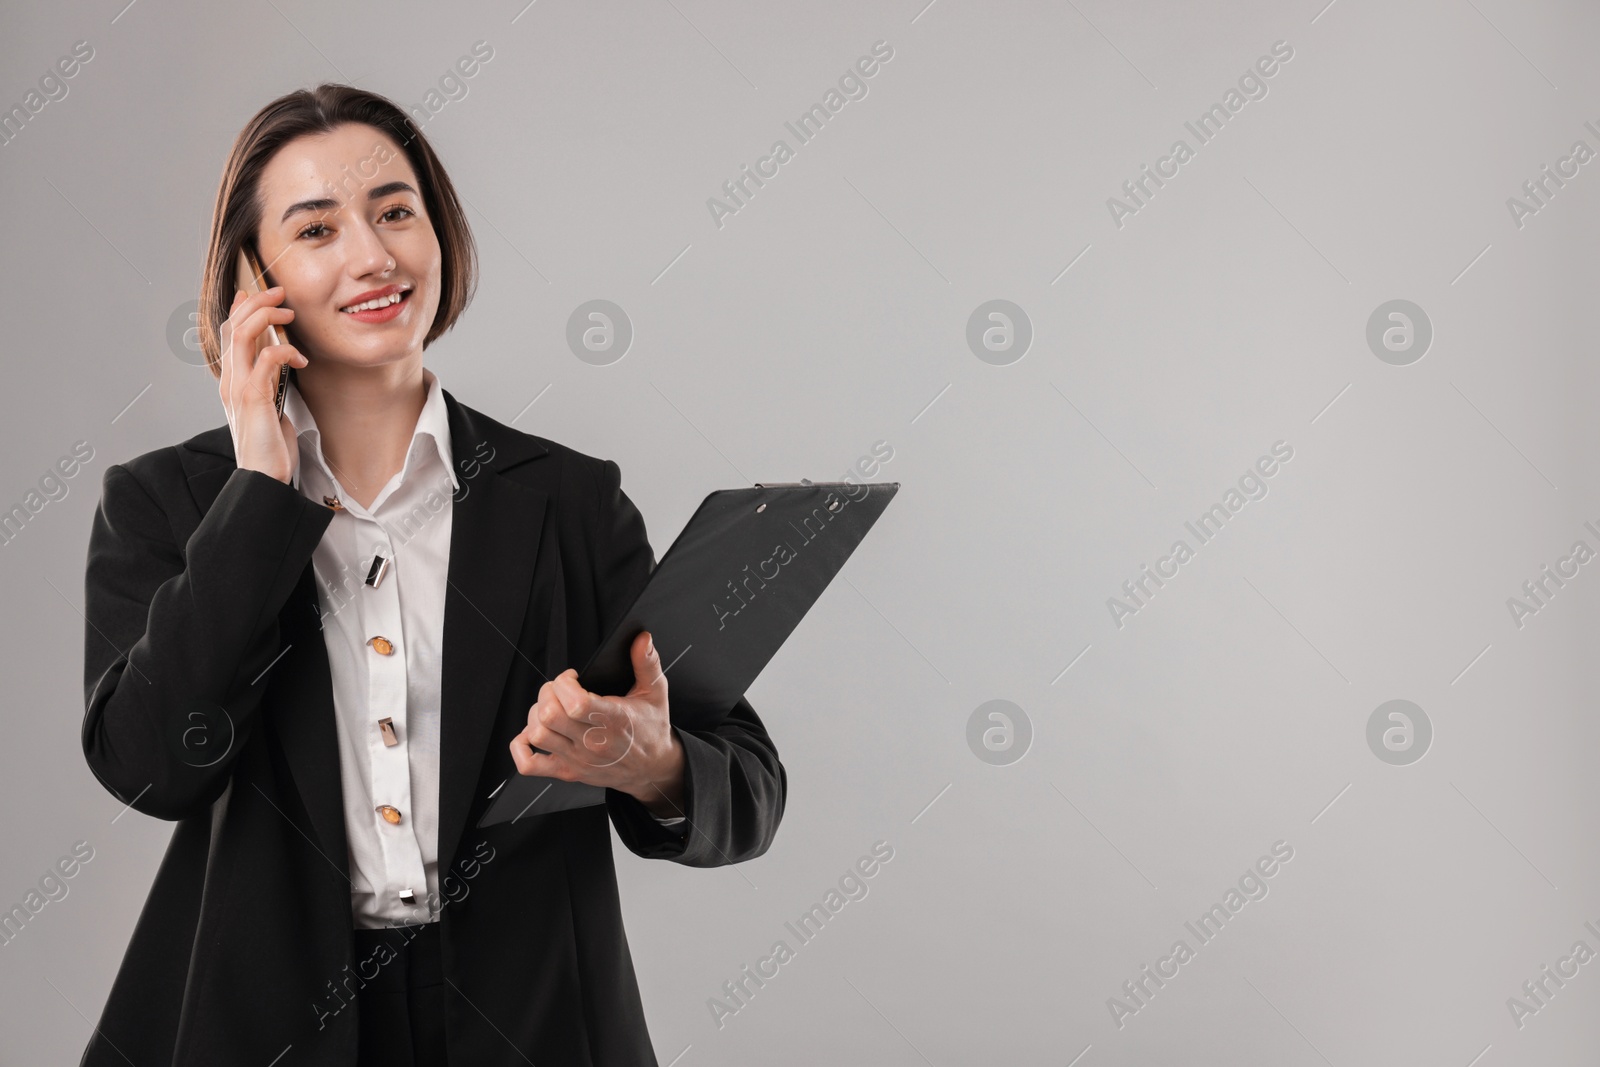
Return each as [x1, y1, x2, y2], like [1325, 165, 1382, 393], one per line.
[347, 222, 395, 276]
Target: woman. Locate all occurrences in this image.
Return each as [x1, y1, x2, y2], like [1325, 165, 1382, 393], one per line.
[79, 83, 786, 1066]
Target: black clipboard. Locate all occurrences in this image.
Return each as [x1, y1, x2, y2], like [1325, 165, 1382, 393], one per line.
[476, 478, 899, 828]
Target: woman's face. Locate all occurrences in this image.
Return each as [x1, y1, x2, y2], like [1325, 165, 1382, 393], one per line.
[252, 123, 441, 371]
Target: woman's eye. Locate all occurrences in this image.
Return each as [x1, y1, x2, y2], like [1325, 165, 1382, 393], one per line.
[297, 206, 412, 240]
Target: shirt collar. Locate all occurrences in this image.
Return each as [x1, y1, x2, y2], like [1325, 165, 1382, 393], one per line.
[281, 367, 458, 495]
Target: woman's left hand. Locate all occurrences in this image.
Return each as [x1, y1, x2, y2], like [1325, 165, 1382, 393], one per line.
[510, 630, 686, 818]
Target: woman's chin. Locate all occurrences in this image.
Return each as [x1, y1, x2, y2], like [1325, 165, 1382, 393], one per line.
[299, 347, 420, 374]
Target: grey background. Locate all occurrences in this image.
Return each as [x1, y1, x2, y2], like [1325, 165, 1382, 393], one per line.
[2, 0, 1596, 1063]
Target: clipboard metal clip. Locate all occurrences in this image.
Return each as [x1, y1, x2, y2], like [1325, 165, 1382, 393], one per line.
[753, 479, 860, 488]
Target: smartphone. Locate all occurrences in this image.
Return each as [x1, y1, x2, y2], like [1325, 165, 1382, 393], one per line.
[234, 247, 293, 418]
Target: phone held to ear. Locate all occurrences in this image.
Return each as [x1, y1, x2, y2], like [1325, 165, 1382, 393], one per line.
[235, 248, 294, 418]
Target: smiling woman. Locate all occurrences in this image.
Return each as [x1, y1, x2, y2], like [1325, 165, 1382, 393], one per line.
[197, 103, 472, 375]
[78, 83, 786, 1067]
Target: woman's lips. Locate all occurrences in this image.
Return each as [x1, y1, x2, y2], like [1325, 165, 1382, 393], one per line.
[340, 289, 412, 324]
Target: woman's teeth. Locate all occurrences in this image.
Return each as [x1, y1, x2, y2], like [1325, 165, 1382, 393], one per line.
[342, 291, 406, 313]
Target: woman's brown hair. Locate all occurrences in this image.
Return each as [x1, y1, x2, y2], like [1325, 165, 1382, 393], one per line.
[196, 83, 477, 378]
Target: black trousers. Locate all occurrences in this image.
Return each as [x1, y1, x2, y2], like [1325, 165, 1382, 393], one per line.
[351, 921, 448, 1066]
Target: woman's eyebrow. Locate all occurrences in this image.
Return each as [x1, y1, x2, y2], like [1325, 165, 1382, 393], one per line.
[279, 180, 419, 224]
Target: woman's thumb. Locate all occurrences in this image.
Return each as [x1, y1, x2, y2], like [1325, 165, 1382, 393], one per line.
[637, 631, 664, 682]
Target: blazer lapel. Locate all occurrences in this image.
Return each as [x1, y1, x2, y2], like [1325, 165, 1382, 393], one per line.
[435, 391, 550, 876]
[174, 391, 554, 888]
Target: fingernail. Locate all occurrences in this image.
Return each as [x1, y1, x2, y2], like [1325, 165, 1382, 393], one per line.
[646, 632, 655, 656]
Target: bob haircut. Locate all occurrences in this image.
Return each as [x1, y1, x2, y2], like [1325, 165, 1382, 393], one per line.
[195, 83, 476, 378]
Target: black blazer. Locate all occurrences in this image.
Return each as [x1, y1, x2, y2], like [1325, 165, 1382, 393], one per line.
[78, 389, 786, 1066]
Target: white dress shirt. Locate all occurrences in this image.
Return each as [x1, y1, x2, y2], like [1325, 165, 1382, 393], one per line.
[282, 369, 683, 930]
[284, 369, 456, 929]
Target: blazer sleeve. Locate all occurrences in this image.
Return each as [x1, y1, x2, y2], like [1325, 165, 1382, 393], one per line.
[81, 461, 334, 821]
[594, 459, 788, 866]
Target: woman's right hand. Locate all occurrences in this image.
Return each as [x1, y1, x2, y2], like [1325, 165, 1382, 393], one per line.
[218, 285, 307, 484]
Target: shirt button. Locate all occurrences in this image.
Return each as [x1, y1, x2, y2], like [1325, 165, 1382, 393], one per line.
[376, 805, 402, 825]
[368, 635, 395, 656]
